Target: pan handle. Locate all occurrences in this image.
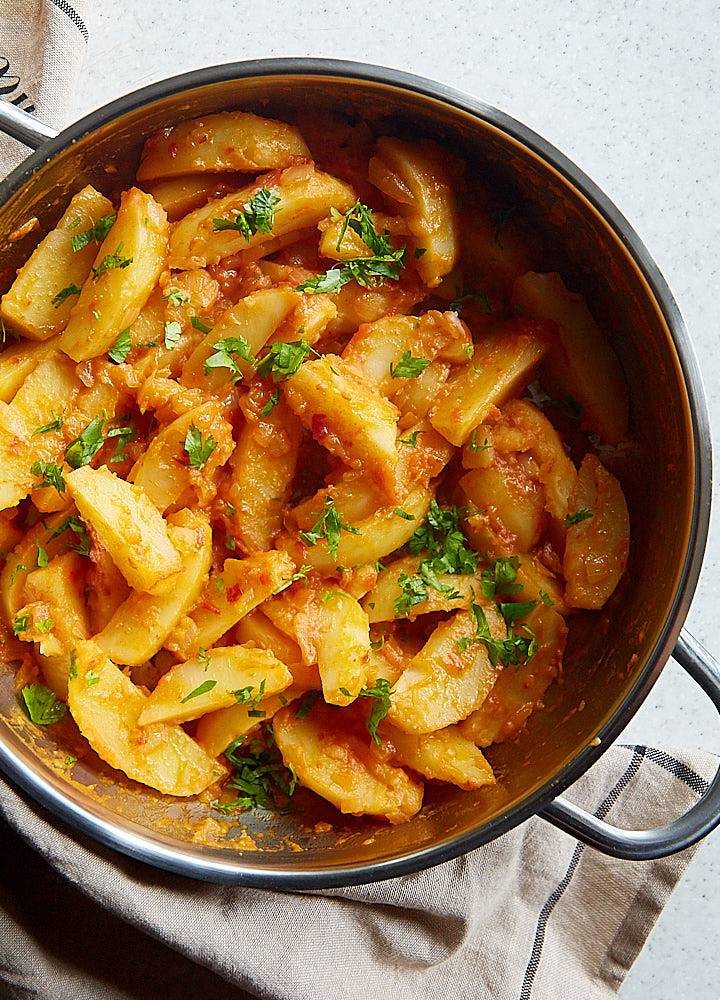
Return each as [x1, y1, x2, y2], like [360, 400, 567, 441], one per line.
[0, 102, 58, 149]
[539, 628, 720, 860]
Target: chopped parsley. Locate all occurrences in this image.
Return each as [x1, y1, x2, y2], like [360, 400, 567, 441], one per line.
[21, 684, 67, 724]
[162, 288, 189, 307]
[204, 336, 254, 381]
[36, 541, 48, 568]
[294, 690, 321, 719]
[91, 242, 132, 280]
[36, 618, 54, 633]
[450, 287, 492, 315]
[468, 429, 490, 453]
[107, 327, 132, 363]
[272, 564, 313, 595]
[31, 460, 66, 494]
[107, 420, 139, 463]
[51, 283, 81, 308]
[458, 596, 537, 668]
[394, 508, 414, 520]
[191, 316, 212, 333]
[64, 416, 105, 468]
[12, 613, 29, 635]
[389, 352, 430, 379]
[297, 200, 407, 294]
[163, 320, 182, 350]
[298, 498, 361, 559]
[198, 647, 211, 671]
[340, 678, 393, 745]
[499, 600, 537, 623]
[479, 556, 523, 601]
[260, 389, 282, 416]
[256, 340, 311, 381]
[85, 670, 100, 687]
[184, 423, 217, 470]
[539, 589, 554, 607]
[32, 410, 64, 436]
[398, 430, 420, 448]
[566, 508, 594, 527]
[50, 515, 91, 556]
[181, 679, 217, 703]
[215, 729, 297, 814]
[9, 563, 27, 586]
[212, 187, 280, 240]
[70, 213, 116, 252]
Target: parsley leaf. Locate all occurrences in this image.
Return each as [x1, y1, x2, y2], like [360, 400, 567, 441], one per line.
[566, 509, 594, 527]
[162, 288, 189, 307]
[13, 613, 29, 635]
[294, 690, 320, 720]
[499, 600, 538, 623]
[408, 502, 479, 576]
[297, 200, 407, 294]
[539, 589, 554, 607]
[394, 508, 414, 520]
[260, 389, 282, 416]
[91, 242, 133, 280]
[354, 678, 393, 745]
[36, 541, 48, 568]
[390, 352, 430, 379]
[184, 423, 217, 470]
[107, 327, 132, 363]
[398, 430, 420, 448]
[479, 556, 523, 601]
[32, 410, 64, 436]
[272, 564, 313, 595]
[216, 728, 297, 814]
[21, 684, 67, 724]
[36, 618, 54, 633]
[106, 420, 139, 463]
[255, 340, 311, 381]
[163, 320, 182, 350]
[31, 460, 66, 495]
[204, 336, 255, 381]
[64, 416, 105, 469]
[468, 429, 490, 453]
[181, 679, 217, 703]
[212, 187, 280, 239]
[70, 213, 116, 252]
[50, 515, 91, 556]
[191, 316, 212, 333]
[462, 596, 537, 668]
[298, 498, 361, 559]
[51, 283, 81, 308]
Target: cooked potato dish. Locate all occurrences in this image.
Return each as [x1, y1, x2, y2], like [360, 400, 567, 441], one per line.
[0, 109, 630, 824]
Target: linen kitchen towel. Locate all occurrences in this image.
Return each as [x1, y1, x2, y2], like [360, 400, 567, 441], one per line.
[0, 743, 716, 1000]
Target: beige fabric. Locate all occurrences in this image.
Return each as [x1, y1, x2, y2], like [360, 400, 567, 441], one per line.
[0, 744, 716, 1000]
[0, 0, 91, 176]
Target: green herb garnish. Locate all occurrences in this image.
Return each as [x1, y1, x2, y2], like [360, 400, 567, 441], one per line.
[64, 416, 105, 468]
[21, 684, 67, 724]
[70, 213, 116, 252]
[389, 352, 430, 379]
[31, 460, 66, 494]
[107, 327, 132, 364]
[91, 242, 132, 280]
[212, 187, 280, 240]
[51, 283, 81, 308]
[298, 498, 361, 559]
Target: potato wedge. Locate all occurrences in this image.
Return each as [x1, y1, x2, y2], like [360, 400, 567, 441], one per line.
[384, 723, 496, 789]
[368, 137, 459, 287]
[1, 185, 115, 341]
[388, 607, 504, 734]
[284, 355, 400, 497]
[512, 271, 628, 444]
[137, 111, 310, 180]
[138, 644, 293, 726]
[68, 640, 223, 796]
[94, 508, 212, 666]
[165, 550, 296, 659]
[0, 336, 61, 403]
[294, 590, 370, 706]
[66, 465, 183, 595]
[195, 683, 308, 759]
[563, 454, 630, 609]
[273, 701, 423, 824]
[170, 165, 355, 269]
[429, 318, 553, 446]
[59, 188, 168, 362]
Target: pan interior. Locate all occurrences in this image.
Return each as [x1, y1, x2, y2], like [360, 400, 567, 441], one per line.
[0, 69, 699, 881]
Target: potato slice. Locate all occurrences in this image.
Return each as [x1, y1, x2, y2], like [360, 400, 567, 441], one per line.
[284, 354, 400, 497]
[170, 164, 355, 269]
[195, 684, 308, 759]
[280, 486, 432, 572]
[59, 187, 168, 362]
[429, 318, 552, 447]
[138, 645, 293, 726]
[459, 605, 566, 747]
[342, 310, 471, 392]
[181, 287, 299, 391]
[94, 508, 212, 666]
[129, 401, 234, 512]
[227, 394, 302, 553]
[137, 111, 310, 180]
[66, 465, 183, 596]
[165, 550, 296, 660]
[512, 271, 628, 444]
[388, 607, 504, 734]
[293, 590, 370, 706]
[368, 137, 459, 287]
[0, 336, 61, 403]
[384, 723, 496, 789]
[68, 640, 223, 796]
[459, 459, 546, 553]
[1, 185, 115, 341]
[145, 173, 243, 221]
[563, 454, 630, 609]
[361, 555, 479, 623]
[273, 701, 423, 824]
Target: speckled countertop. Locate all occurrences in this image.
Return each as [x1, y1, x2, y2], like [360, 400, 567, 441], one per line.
[65, 3, 720, 996]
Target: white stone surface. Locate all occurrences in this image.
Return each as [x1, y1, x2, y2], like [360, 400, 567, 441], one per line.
[65, 2, 719, 996]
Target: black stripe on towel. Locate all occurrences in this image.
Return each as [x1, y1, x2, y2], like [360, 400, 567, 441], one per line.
[518, 746, 647, 999]
[47, 0, 89, 41]
[624, 744, 710, 797]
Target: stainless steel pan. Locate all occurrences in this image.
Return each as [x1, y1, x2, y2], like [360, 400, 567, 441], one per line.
[0, 59, 717, 887]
